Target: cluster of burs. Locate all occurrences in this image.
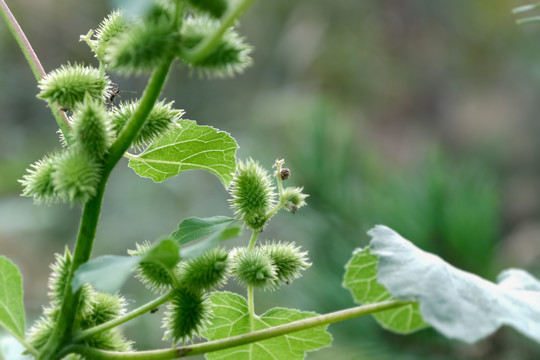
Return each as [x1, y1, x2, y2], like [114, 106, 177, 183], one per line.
[20, 0, 252, 205]
[27, 159, 310, 351]
[22, 0, 312, 354]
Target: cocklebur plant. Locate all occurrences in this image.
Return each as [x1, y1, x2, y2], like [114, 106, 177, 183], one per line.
[1, 1, 540, 359]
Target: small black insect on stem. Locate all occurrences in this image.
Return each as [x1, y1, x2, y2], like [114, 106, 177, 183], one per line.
[107, 83, 120, 106]
[150, 307, 159, 314]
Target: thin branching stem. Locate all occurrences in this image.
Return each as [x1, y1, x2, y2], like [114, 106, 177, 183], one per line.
[0, 0, 72, 142]
[61, 300, 413, 359]
[180, 0, 255, 64]
[0, 0, 45, 80]
[74, 292, 173, 342]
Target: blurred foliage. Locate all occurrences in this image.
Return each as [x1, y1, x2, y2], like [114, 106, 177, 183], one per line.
[2, 0, 540, 359]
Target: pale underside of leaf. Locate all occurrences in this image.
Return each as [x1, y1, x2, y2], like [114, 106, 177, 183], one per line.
[128, 120, 238, 187]
[203, 291, 332, 360]
[72, 238, 180, 293]
[0, 257, 26, 341]
[368, 225, 540, 344]
[343, 248, 428, 334]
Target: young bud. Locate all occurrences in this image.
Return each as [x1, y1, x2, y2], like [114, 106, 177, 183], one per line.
[19, 154, 59, 204]
[71, 95, 114, 159]
[37, 64, 110, 109]
[162, 287, 212, 344]
[78, 292, 133, 352]
[229, 159, 276, 230]
[128, 241, 175, 293]
[47, 248, 72, 304]
[179, 16, 252, 78]
[81, 292, 127, 327]
[28, 256, 96, 350]
[282, 187, 308, 214]
[177, 247, 230, 292]
[231, 247, 278, 290]
[187, 0, 227, 18]
[105, 20, 179, 74]
[93, 10, 130, 62]
[261, 241, 311, 284]
[51, 149, 102, 204]
[27, 313, 55, 351]
[111, 99, 183, 149]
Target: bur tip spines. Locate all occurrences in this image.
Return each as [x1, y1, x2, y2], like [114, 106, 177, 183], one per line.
[37, 63, 110, 109]
[262, 241, 311, 284]
[229, 158, 276, 231]
[177, 247, 231, 292]
[19, 154, 59, 204]
[71, 95, 115, 159]
[231, 247, 278, 290]
[128, 241, 176, 293]
[162, 287, 213, 344]
[111, 99, 183, 149]
[51, 149, 102, 204]
[180, 16, 253, 78]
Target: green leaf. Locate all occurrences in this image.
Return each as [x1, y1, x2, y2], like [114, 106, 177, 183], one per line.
[144, 238, 180, 268]
[203, 292, 332, 360]
[72, 255, 140, 293]
[170, 216, 241, 259]
[343, 248, 428, 334]
[0, 257, 25, 341]
[72, 238, 180, 293]
[171, 216, 237, 246]
[368, 225, 540, 344]
[128, 121, 238, 188]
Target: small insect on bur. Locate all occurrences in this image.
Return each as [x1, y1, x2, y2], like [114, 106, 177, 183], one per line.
[107, 83, 137, 107]
[150, 307, 159, 314]
[107, 83, 120, 106]
[280, 168, 291, 180]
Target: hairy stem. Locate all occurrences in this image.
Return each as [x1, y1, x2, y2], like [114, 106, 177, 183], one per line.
[247, 286, 256, 330]
[180, 0, 255, 63]
[61, 300, 412, 359]
[38, 180, 108, 360]
[247, 230, 259, 250]
[246, 230, 259, 329]
[0, 0, 72, 142]
[74, 292, 173, 342]
[0, 0, 45, 80]
[105, 57, 174, 173]
[38, 57, 175, 360]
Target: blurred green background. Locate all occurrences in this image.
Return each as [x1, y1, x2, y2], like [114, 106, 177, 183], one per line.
[2, 0, 540, 359]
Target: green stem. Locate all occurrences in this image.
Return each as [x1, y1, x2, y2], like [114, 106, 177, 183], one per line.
[246, 230, 259, 329]
[247, 230, 259, 250]
[39, 54, 175, 360]
[105, 56, 174, 173]
[0, 0, 45, 80]
[61, 300, 412, 359]
[247, 286, 256, 330]
[274, 159, 285, 198]
[180, 0, 255, 64]
[74, 292, 173, 342]
[0, 0, 72, 143]
[38, 179, 108, 360]
[263, 159, 288, 221]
